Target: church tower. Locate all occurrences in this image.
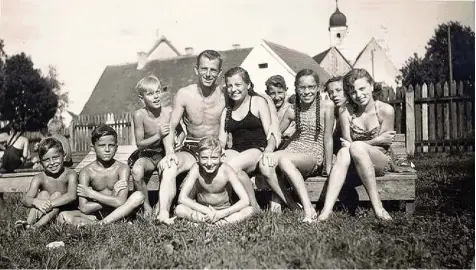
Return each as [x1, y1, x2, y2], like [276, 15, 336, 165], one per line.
[329, 0, 348, 49]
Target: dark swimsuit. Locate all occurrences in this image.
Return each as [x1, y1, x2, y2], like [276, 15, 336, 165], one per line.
[128, 148, 164, 168]
[349, 102, 392, 176]
[2, 134, 23, 172]
[225, 96, 267, 153]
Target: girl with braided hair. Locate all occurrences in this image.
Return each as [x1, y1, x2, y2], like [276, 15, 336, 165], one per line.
[259, 69, 335, 222]
[218, 67, 276, 211]
[318, 68, 395, 221]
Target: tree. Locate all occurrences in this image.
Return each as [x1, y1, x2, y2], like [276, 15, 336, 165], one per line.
[0, 52, 58, 131]
[400, 21, 475, 88]
[46, 66, 69, 122]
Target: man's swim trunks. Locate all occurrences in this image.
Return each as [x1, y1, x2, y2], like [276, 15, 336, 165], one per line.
[128, 148, 164, 168]
[179, 139, 200, 160]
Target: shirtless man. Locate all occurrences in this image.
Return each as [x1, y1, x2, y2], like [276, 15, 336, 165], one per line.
[158, 50, 281, 222]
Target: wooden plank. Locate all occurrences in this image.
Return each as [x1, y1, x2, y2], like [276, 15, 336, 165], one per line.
[421, 83, 429, 152]
[458, 82, 466, 151]
[466, 88, 474, 152]
[450, 81, 458, 151]
[443, 82, 451, 152]
[129, 113, 136, 145]
[428, 84, 436, 152]
[414, 84, 422, 153]
[435, 83, 444, 152]
[405, 85, 415, 157]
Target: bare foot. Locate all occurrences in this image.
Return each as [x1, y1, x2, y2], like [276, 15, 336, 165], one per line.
[317, 211, 332, 222]
[156, 213, 176, 225]
[143, 204, 153, 218]
[302, 208, 318, 223]
[375, 209, 392, 220]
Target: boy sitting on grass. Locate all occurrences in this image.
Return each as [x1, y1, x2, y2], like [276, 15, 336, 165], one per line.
[174, 136, 254, 225]
[15, 137, 78, 229]
[57, 124, 144, 226]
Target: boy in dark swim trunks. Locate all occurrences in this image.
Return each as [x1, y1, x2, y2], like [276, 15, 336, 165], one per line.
[130, 75, 183, 218]
[174, 136, 254, 225]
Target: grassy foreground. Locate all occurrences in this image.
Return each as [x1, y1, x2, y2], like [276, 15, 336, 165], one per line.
[0, 153, 474, 268]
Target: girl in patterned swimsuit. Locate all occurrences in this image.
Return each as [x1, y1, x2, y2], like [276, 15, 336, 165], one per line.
[218, 67, 276, 211]
[318, 68, 395, 221]
[259, 69, 335, 222]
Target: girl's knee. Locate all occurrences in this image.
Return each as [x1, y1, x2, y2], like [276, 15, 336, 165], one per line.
[349, 141, 368, 156]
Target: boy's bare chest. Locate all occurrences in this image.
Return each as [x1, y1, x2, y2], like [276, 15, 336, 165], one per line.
[143, 114, 169, 137]
[197, 174, 226, 193]
[90, 172, 119, 191]
[42, 176, 68, 193]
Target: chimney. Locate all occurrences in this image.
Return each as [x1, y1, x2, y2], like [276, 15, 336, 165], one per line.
[185, 47, 194, 56]
[232, 44, 241, 50]
[137, 52, 148, 70]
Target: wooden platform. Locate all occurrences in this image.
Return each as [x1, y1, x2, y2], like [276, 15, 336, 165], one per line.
[0, 135, 417, 213]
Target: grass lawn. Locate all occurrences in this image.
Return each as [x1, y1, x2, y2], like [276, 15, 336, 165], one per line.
[0, 153, 474, 268]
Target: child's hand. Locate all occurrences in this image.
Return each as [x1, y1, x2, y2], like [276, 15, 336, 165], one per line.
[77, 184, 93, 199]
[205, 206, 219, 223]
[33, 198, 52, 214]
[158, 124, 171, 137]
[260, 152, 277, 168]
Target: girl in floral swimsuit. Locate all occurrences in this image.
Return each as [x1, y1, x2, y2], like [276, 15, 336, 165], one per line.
[318, 68, 395, 221]
[259, 69, 335, 222]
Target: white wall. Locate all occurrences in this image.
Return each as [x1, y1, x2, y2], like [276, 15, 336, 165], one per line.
[320, 48, 351, 77]
[353, 41, 400, 90]
[240, 43, 295, 96]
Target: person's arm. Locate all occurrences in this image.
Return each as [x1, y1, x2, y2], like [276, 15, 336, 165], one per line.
[77, 168, 103, 214]
[22, 175, 49, 212]
[218, 109, 228, 149]
[50, 170, 78, 208]
[133, 110, 162, 149]
[177, 164, 211, 214]
[215, 165, 250, 219]
[164, 89, 186, 155]
[339, 105, 353, 144]
[279, 107, 295, 133]
[79, 166, 129, 208]
[365, 103, 396, 146]
[21, 137, 29, 162]
[255, 97, 276, 152]
[261, 94, 282, 146]
[322, 100, 335, 176]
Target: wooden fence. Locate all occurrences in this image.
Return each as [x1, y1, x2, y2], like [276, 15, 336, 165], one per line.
[68, 113, 135, 152]
[378, 81, 474, 155]
[69, 81, 474, 156]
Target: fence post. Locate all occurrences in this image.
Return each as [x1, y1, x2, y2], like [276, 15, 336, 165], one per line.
[129, 113, 135, 145]
[405, 85, 415, 157]
[68, 120, 75, 152]
[421, 83, 428, 153]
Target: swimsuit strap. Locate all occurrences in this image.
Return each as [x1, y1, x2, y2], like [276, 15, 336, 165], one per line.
[7, 132, 20, 147]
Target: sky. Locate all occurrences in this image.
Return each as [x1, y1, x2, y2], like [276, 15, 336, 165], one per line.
[1, 0, 474, 114]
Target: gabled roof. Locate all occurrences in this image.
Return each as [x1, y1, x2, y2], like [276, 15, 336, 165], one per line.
[354, 37, 389, 66]
[147, 35, 181, 58]
[263, 40, 331, 84]
[313, 47, 352, 67]
[81, 48, 252, 115]
[313, 48, 331, 64]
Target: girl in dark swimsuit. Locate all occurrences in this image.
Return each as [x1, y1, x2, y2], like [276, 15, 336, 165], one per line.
[1, 122, 29, 172]
[218, 67, 276, 211]
[318, 68, 395, 221]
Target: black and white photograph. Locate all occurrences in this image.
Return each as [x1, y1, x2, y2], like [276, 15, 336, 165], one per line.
[0, 0, 474, 268]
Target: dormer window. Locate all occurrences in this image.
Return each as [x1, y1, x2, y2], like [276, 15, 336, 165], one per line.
[258, 63, 268, 69]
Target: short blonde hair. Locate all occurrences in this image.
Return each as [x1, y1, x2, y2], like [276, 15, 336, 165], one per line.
[197, 135, 222, 154]
[135, 75, 162, 96]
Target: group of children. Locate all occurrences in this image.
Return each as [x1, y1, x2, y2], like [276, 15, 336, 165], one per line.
[14, 49, 398, 229]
